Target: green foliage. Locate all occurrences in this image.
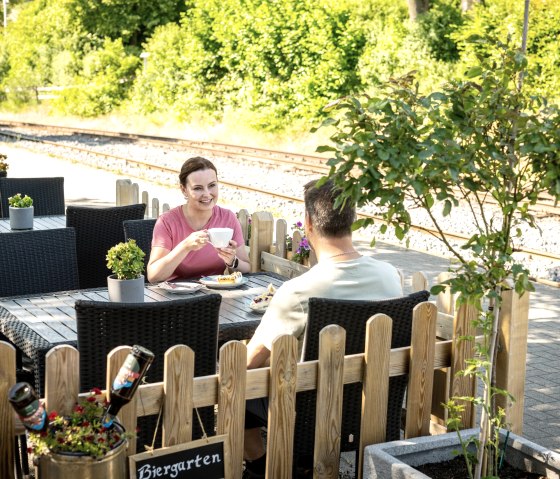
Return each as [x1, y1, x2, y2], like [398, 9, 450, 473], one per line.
[0, 153, 7, 171]
[106, 239, 145, 280]
[52, 38, 140, 116]
[317, 37, 560, 478]
[8, 193, 33, 208]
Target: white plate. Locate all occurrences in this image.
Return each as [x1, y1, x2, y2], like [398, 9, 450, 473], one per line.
[158, 281, 203, 294]
[199, 276, 249, 289]
[248, 302, 268, 314]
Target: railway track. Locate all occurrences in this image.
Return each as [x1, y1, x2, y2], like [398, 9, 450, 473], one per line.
[1, 120, 559, 265]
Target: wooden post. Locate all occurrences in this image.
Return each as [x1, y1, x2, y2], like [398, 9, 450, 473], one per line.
[44, 346, 79, 417]
[495, 289, 530, 434]
[359, 315, 392, 478]
[0, 341, 16, 479]
[249, 211, 274, 272]
[405, 302, 438, 438]
[163, 345, 194, 447]
[217, 341, 247, 479]
[275, 219, 287, 258]
[116, 179, 132, 206]
[314, 325, 345, 478]
[237, 209, 250, 245]
[266, 335, 298, 479]
[449, 302, 478, 428]
[151, 198, 160, 218]
[142, 191, 149, 217]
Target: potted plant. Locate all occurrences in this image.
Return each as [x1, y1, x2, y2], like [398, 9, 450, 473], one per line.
[8, 193, 34, 230]
[315, 33, 560, 479]
[0, 153, 8, 178]
[106, 239, 146, 302]
[29, 388, 133, 478]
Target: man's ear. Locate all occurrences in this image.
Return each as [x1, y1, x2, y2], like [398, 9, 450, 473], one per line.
[304, 211, 312, 233]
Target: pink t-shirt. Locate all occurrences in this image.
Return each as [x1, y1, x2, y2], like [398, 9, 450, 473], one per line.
[152, 205, 245, 279]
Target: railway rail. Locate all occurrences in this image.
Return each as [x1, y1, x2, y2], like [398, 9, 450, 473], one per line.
[1, 120, 559, 266]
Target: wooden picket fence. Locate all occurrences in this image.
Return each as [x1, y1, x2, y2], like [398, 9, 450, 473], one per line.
[0, 284, 530, 479]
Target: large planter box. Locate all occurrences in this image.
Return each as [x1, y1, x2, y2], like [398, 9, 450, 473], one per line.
[363, 428, 560, 479]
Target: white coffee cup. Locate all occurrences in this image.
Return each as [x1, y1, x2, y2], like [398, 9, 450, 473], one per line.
[207, 228, 234, 248]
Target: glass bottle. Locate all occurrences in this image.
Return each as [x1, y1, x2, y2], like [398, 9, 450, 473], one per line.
[102, 344, 154, 428]
[8, 382, 48, 433]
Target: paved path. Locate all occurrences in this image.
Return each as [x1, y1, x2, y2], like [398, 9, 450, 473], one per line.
[3, 142, 559, 454]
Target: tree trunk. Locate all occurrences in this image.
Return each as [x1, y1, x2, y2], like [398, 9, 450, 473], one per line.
[461, 0, 485, 12]
[407, 0, 429, 21]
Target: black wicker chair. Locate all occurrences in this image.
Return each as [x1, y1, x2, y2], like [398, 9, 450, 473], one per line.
[75, 294, 222, 452]
[294, 290, 430, 476]
[123, 218, 156, 280]
[0, 227, 79, 297]
[0, 177, 65, 218]
[66, 203, 146, 288]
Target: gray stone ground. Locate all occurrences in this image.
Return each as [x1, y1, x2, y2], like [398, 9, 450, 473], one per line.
[4, 143, 559, 478]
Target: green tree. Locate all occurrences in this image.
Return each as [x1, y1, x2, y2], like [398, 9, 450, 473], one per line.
[316, 37, 560, 478]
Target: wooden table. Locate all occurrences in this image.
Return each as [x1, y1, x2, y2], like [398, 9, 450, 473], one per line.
[0, 272, 285, 394]
[0, 215, 66, 233]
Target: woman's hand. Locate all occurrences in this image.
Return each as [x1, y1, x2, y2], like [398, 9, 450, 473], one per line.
[216, 240, 238, 266]
[181, 230, 210, 252]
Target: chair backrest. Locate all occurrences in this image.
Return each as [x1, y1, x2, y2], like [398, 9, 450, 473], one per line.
[0, 227, 79, 297]
[0, 177, 65, 218]
[123, 218, 156, 280]
[295, 290, 431, 463]
[75, 293, 222, 450]
[66, 203, 146, 288]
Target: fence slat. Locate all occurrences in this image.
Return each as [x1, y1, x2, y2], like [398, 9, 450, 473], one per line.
[163, 345, 194, 447]
[359, 314, 392, 478]
[217, 341, 248, 479]
[267, 334, 298, 478]
[405, 302, 438, 439]
[450, 302, 478, 428]
[0, 341, 16, 479]
[249, 211, 274, 272]
[314, 325, 346, 478]
[45, 345, 79, 416]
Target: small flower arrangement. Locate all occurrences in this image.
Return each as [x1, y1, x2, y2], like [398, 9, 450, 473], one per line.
[106, 239, 145, 280]
[28, 388, 133, 459]
[8, 193, 33, 208]
[289, 221, 310, 264]
[0, 153, 8, 171]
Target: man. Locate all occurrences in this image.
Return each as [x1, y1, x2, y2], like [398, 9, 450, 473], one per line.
[243, 179, 402, 478]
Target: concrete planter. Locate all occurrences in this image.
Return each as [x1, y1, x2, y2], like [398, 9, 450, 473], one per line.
[9, 206, 34, 230]
[107, 274, 145, 302]
[363, 428, 560, 478]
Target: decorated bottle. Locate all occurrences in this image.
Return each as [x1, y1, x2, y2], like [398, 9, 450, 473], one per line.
[8, 382, 48, 433]
[101, 344, 154, 428]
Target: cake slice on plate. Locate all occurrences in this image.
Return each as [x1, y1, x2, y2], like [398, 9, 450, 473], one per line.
[250, 283, 276, 311]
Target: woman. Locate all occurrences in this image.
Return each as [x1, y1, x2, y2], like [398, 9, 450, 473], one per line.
[147, 157, 250, 282]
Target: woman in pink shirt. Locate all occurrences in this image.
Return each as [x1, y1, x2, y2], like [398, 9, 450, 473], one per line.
[147, 157, 250, 282]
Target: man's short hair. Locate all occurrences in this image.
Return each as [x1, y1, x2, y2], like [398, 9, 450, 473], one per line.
[304, 179, 356, 237]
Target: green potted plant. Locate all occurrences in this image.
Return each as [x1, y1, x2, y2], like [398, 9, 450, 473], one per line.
[316, 35, 560, 479]
[29, 388, 133, 478]
[106, 239, 146, 302]
[0, 153, 8, 178]
[8, 193, 34, 230]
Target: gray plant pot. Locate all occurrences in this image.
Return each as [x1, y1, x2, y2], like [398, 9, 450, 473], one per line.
[107, 274, 145, 303]
[9, 206, 34, 230]
[363, 428, 560, 478]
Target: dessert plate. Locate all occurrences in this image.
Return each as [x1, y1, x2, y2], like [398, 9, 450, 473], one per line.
[199, 276, 249, 289]
[158, 281, 203, 294]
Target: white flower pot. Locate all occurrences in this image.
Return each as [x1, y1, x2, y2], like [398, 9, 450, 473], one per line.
[9, 206, 34, 230]
[107, 274, 145, 302]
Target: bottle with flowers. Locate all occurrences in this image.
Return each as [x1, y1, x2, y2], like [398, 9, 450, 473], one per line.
[0, 153, 8, 177]
[28, 388, 133, 477]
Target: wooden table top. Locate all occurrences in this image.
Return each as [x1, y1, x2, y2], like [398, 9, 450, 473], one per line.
[0, 272, 286, 393]
[0, 214, 66, 232]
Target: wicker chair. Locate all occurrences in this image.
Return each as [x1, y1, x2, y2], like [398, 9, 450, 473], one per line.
[294, 290, 431, 476]
[75, 294, 222, 452]
[0, 227, 79, 297]
[0, 177, 65, 218]
[123, 218, 156, 280]
[66, 203, 146, 288]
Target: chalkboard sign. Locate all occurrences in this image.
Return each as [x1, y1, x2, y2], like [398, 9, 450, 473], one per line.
[129, 435, 230, 479]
